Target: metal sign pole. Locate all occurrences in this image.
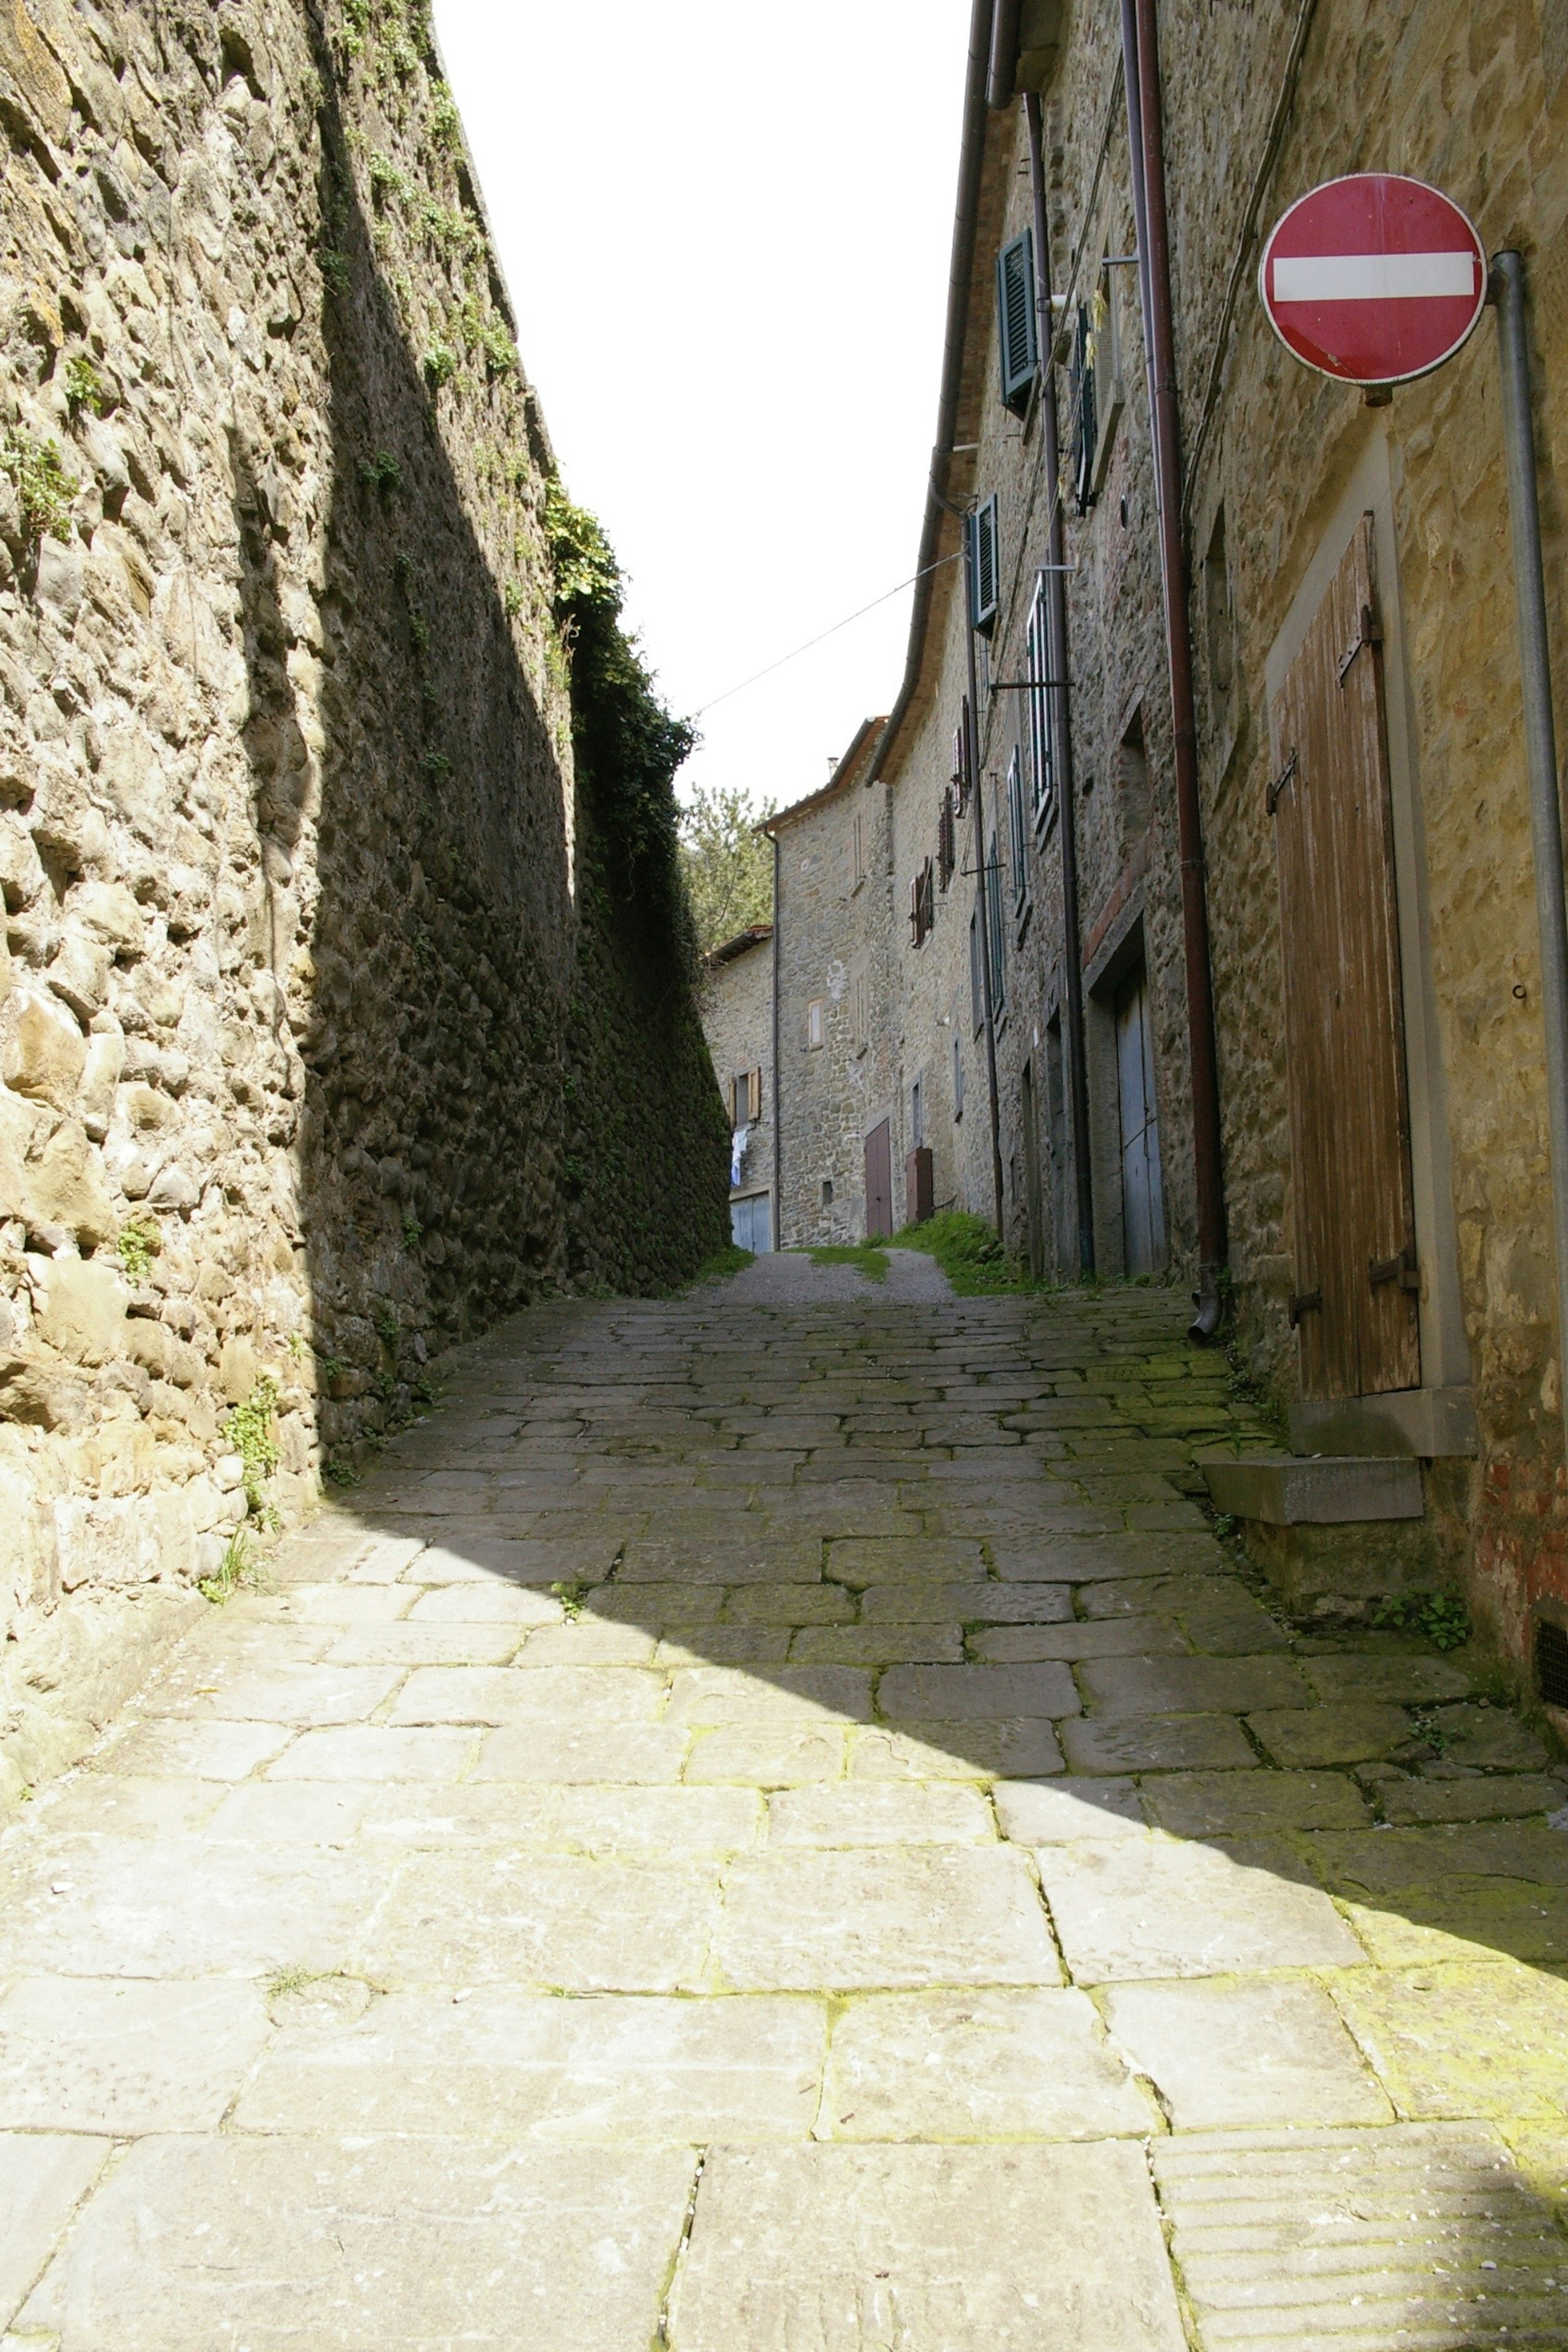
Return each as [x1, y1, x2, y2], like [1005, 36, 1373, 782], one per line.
[1493, 249, 1568, 1429]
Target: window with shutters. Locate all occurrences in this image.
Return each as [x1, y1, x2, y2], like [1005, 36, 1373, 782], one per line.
[1026, 576, 1053, 826]
[1070, 304, 1097, 514]
[1271, 514, 1419, 1400]
[996, 228, 1038, 415]
[937, 786, 956, 892]
[969, 497, 999, 635]
[1089, 257, 1126, 494]
[1007, 746, 1028, 913]
[986, 828, 1006, 1011]
[806, 998, 826, 1051]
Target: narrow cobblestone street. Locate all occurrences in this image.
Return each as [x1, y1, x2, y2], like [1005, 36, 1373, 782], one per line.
[3, 1269, 1568, 2350]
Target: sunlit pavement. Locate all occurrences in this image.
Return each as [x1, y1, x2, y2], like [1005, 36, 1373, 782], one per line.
[3, 1268, 1568, 2349]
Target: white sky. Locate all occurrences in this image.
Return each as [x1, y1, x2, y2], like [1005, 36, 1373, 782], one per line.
[431, 0, 970, 813]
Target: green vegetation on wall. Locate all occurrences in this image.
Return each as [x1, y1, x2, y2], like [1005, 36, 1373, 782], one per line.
[547, 491, 730, 1291]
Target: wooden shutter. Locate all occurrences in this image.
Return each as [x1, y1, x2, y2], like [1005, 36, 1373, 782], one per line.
[969, 498, 999, 635]
[997, 230, 1038, 414]
[1071, 305, 1097, 513]
[1271, 514, 1419, 1400]
[938, 787, 956, 891]
[748, 1068, 762, 1122]
[953, 697, 973, 814]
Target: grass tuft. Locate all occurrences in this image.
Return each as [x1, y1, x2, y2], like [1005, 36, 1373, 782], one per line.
[894, 1210, 1041, 1294]
[807, 1243, 890, 1283]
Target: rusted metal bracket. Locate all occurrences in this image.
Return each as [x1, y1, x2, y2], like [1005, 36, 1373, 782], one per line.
[1369, 1244, 1420, 1293]
[1266, 748, 1296, 815]
[1336, 603, 1383, 685]
[1288, 1287, 1322, 1326]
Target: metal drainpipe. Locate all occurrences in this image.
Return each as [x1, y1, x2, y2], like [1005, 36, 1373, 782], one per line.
[1122, 0, 1228, 1340]
[965, 529, 1007, 1237]
[769, 827, 782, 1250]
[1025, 91, 1095, 1278]
[1492, 248, 1568, 1424]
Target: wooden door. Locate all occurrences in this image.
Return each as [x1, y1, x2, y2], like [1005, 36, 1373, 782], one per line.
[1271, 515, 1419, 1399]
[864, 1121, 893, 1239]
[1115, 968, 1166, 1274]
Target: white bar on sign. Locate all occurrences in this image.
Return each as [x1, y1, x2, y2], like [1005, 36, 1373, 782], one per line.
[1272, 250, 1477, 303]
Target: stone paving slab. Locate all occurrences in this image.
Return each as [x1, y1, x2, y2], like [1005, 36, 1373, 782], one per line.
[1152, 2124, 1567, 2349]
[17, 2136, 697, 2350]
[3, 1283, 1566, 2342]
[236, 1987, 825, 2139]
[666, 2141, 1187, 2351]
[0, 2136, 105, 2332]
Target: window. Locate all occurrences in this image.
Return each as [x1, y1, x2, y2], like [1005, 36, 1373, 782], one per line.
[729, 1068, 761, 1125]
[986, 827, 1006, 1011]
[911, 1077, 924, 1149]
[968, 496, 999, 635]
[821, 1178, 835, 1209]
[1007, 746, 1028, 913]
[996, 228, 1038, 414]
[1026, 575, 1053, 824]
[1091, 255, 1127, 491]
[909, 858, 934, 949]
[1119, 708, 1151, 840]
[807, 998, 826, 1051]
[1070, 304, 1097, 514]
[953, 1032, 966, 1121]
[937, 786, 956, 892]
[851, 808, 866, 886]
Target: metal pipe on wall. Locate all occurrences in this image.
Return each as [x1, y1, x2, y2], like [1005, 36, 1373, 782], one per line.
[1121, 0, 1228, 1339]
[770, 825, 782, 1252]
[1025, 91, 1095, 1277]
[1492, 248, 1568, 1425]
[964, 530, 1007, 1235]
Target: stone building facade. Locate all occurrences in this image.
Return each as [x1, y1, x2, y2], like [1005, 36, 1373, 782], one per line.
[765, 721, 900, 1247]
[782, 0, 1568, 1697]
[0, 0, 724, 1803]
[697, 922, 774, 1252]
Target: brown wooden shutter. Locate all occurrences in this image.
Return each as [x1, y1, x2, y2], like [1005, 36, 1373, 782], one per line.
[748, 1068, 762, 1122]
[1270, 514, 1419, 1401]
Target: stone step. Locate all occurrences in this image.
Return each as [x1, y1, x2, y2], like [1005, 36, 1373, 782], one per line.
[1196, 1452, 1424, 1526]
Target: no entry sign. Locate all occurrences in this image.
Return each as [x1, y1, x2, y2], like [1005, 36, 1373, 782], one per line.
[1259, 174, 1488, 386]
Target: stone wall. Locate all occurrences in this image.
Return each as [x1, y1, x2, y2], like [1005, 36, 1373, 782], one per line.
[772, 733, 895, 1246]
[697, 929, 773, 1235]
[0, 0, 724, 1800]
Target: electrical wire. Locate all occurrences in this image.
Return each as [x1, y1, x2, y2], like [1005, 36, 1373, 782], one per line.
[691, 552, 962, 717]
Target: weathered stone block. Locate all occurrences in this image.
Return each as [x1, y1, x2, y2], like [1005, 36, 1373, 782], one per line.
[24, 1119, 116, 1246]
[35, 1253, 127, 1367]
[1, 989, 85, 1109]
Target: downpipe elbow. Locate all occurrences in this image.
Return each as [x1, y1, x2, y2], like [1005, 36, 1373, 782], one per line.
[1188, 1264, 1225, 1346]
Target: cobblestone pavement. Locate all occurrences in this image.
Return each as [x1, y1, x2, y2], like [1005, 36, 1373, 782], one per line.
[4, 1277, 1568, 2350]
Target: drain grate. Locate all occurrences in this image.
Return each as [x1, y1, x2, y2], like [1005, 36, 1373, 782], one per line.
[1538, 1615, 1568, 1709]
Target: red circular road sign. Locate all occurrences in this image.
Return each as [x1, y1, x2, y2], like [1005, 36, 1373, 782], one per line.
[1259, 174, 1488, 387]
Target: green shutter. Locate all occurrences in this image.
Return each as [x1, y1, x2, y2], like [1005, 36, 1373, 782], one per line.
[997, 231, 1038, 414]
[969, 496, 999, 635]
